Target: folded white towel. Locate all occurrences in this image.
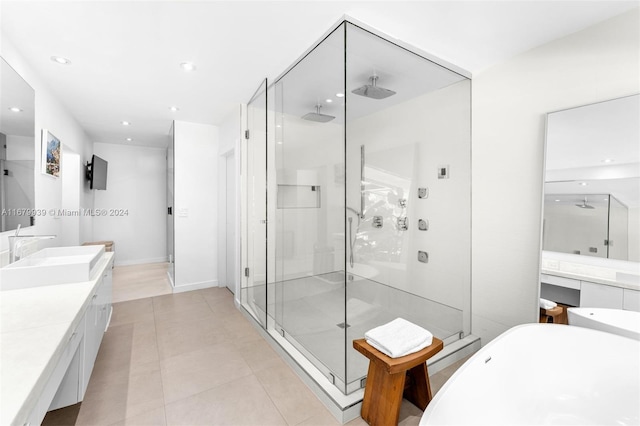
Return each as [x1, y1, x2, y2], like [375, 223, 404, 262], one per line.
[540, 298, 557, 310]
[364, 318, 433, 358]
[366, 338, 432, 358]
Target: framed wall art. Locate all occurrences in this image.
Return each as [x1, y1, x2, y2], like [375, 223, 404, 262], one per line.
[41, 129, 61, 177]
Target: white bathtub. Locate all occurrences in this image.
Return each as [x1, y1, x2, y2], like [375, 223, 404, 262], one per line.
[567, 308, 640, 340]
[420, 324, 639, 425]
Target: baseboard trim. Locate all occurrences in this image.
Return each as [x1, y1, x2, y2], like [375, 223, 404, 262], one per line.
[114, 257, 168, 267]
[173, 280, 219, 293]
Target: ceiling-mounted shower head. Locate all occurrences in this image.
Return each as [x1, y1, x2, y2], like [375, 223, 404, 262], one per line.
[302, 104, 335, 123]
[576, 197, 595, 209]
[351, 75, 396, 100]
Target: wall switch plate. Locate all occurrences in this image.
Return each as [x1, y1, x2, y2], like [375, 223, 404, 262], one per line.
[418, 187, 428, 199]
[418, 251, 428, 263]
[178, 208, 189, 217]
[438, 165, 449, 179]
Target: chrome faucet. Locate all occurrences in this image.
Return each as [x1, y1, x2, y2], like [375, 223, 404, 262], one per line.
[8, 227, 56, 263]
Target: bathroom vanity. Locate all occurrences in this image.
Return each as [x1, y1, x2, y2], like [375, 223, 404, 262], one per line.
[0, 249, 114, 425]
[540, 251, 640, 312]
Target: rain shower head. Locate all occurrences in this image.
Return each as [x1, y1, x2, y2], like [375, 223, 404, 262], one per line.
[351, 75, 396, 100]
[302, 104, 335, 123]
[576, 197, 595, 209]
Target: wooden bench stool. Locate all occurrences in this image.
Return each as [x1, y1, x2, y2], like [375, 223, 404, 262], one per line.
[539, 306, 563, 323]
[353, 337, 443, 426]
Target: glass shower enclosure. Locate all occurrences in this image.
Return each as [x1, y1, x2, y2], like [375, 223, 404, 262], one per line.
[242, 20, 471, 396]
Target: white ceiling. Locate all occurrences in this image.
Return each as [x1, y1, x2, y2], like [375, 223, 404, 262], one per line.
[1, 1, 637, 148]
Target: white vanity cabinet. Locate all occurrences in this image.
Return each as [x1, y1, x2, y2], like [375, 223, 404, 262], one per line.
[541, 272, 640, 313]
[46, 263, 113, 413]
[28, 313, 86, 423]
[623, 288, 640, 311]
[81, 265, 112, 395]
[579, 281, 624, 308]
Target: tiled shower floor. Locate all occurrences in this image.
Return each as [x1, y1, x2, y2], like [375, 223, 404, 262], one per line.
[42, 263, 468, 425]
[252, 272, 461, 387]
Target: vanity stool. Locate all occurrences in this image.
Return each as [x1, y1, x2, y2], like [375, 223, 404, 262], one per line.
[353, 337, 443, 426]
[539, 306, 563, 323]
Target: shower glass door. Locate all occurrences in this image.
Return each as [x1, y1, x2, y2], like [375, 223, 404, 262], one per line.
[270, 24, 348, 391]
[243, 79, 268, 327]
[343, 23, 471, 390]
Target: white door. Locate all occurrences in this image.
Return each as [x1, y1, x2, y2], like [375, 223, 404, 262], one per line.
[225, 152, 236, 294]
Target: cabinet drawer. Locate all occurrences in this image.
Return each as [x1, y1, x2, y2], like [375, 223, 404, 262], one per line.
[623, 289, 640, 312]
[540, 274, 581, 290]
[32, 313, 85, 422]
[580, 281, 624, 308]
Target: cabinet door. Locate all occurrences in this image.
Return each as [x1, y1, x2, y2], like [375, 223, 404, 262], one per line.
[580, 281, 624, 308]
[623, 289, 640, 312]
[81, 293, 100, 397]
[98, 266, 113, 332]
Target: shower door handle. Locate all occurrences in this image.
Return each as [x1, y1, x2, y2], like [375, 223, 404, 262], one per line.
[360, 145, 365, 218]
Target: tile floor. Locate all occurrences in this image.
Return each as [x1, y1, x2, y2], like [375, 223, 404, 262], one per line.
[43, 262, 470, 426]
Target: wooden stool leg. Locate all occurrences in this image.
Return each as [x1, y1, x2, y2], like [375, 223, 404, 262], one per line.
[403, 362, 432, 410]
[361, 362, 406, 426]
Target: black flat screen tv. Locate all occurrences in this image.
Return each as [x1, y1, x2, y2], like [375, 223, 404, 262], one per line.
[87, 155, 108, 190]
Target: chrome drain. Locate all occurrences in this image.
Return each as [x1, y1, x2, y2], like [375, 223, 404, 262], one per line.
[336, 322, 351, 329]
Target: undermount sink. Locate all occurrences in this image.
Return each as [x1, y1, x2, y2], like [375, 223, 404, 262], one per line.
[0, 245, 105, 291]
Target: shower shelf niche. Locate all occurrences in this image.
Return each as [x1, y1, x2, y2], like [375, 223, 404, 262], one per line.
[276, 184, 321, 209]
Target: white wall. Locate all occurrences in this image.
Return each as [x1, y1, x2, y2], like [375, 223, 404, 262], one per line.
[0, 34, 94, 261]
[173, 121, 218, 290]
[92, 143, 167, 266]
[472, 9, 639, 345]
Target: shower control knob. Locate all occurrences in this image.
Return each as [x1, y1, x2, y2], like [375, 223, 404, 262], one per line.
[397, 217, 408, 231]
[399, 198, 407, 208]
[418, 219, 429, 231]
[372, 215, 383, 229]
[418, 187, 428, 199]
[418, 251, 429, 263]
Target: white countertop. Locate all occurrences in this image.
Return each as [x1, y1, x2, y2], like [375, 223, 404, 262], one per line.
[0, 252, 114, 426]
[541, 268, 640, 291]
[541, 251, 640, 291]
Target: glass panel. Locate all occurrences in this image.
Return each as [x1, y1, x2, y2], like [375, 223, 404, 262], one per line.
[271, 24, 347, 391]
[345, 23, 471, 389]
[543, 193, 616, 258]
[167, 129, 175, 284]
[243, 79, 268, 327]
[609, 195, 629, 260]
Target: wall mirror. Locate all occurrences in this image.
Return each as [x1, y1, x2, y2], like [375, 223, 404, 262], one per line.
[0, 56, 36, 232]
[543, 94, 639, 262]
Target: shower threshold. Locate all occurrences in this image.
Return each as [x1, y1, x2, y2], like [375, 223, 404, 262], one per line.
[238, 300, 480, 424]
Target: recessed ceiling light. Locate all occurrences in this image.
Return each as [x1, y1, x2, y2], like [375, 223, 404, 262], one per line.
[276, 124, 282, 128]
[126, 137, 132, 142]
[277, 141, 283, 145]
[50, 56, 71, 65]
[336, 93, 344, 98]
[180, 62, 196, 72]
[602, 158, 614, 163]
[326, 99, 333, 103]
[121, 121, 130, 126]
[8, 107, 22, 113]
[579, 182, 588, 186]
[555, 199, 560, 202]
[170, 106, 180, 112]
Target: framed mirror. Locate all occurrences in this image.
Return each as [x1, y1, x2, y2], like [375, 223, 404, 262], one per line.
[0, 56, 36, 232]
[543, 94, 639, 262]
